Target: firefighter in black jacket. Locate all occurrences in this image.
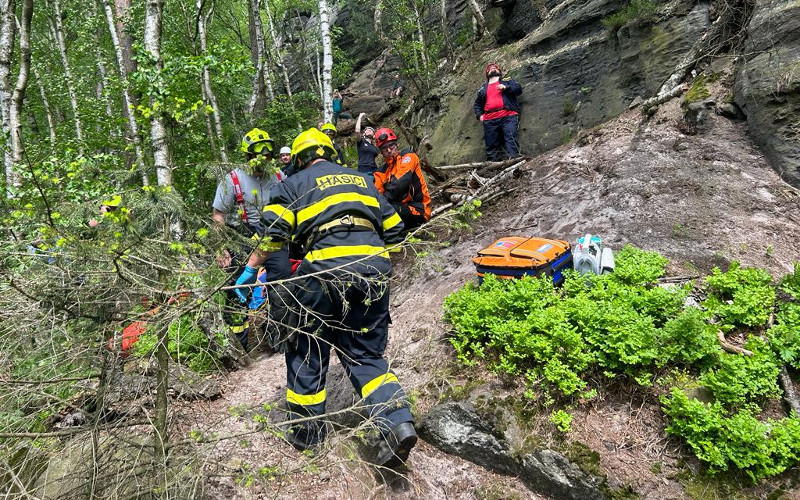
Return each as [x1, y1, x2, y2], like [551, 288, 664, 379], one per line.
[236, 127, 417, 468]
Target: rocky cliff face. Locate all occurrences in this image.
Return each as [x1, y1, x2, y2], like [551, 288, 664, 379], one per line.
[734, 0, 800, 188]
[427, 0, 713, 165]
[336, 0, 799, 188]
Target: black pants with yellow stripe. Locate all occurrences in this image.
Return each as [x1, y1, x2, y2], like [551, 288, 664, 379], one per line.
[282, 274, 413, 447]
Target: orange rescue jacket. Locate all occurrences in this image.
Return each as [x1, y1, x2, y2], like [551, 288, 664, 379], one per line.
[374, 151, 431, 221]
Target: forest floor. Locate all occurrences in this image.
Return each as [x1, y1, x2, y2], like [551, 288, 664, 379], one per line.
[183, 93, 800, 500]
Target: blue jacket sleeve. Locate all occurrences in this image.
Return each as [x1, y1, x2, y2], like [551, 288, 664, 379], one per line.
[503, 78, 522, 97]
[474, 85, 487, 120]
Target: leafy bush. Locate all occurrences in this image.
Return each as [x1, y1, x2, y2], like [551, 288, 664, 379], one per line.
[133, 313, 225, 373]
[612, 245, 668, 286]
[698, 337, 781, 406]
[768, 302, 800, 369]
[779, 261, 800, 300]
[702, 262, 775, 328]
[662, 389, 800, 482]
[444, 246, 799, 480]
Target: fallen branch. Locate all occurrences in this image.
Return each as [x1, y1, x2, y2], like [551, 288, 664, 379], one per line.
[717, 330, 753, 356]
[432, 160, 524, 217]
[779, 367, 800, 416]
[438, 157, 523, 171]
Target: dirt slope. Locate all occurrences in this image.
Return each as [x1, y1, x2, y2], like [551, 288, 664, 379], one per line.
[190, 96, 800, 499]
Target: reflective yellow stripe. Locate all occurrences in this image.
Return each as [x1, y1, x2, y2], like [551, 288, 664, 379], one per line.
[361, 373, 399, 399]
[263, 204, 296, 229]
[287, 388, 326, 406]
[305, 245, 389, 263]
[296, 193, 380, 226]
[250, 233, 283, 252]
[383, 212, 402, 232]
[229, 321, 249, 334]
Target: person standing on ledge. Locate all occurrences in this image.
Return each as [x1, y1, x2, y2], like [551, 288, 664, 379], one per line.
[473, 62, 523, 161]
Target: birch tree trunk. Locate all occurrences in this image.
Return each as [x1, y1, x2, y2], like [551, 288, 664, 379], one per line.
[9, 0, 32, 192]
[144, 0, 172, 187]
[413, 1, 428, 74]
[32, 65, 56, 151]
[197, 0, 227, 162]
[92, 2, 114, 125]
[465, 0, 485, 39]
[264, 0, 292, 97]
[0, 0, 16, 197]
[102, 0, 148, 185]
[246, 0, 268, 118]
[53, 0, 85, 154]
[318, 0, 333, 123]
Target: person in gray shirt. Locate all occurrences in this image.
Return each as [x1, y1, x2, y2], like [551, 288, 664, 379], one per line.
[212, 128, 288, 350]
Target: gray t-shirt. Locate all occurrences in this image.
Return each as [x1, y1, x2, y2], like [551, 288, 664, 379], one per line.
[213, 168, 280, 228]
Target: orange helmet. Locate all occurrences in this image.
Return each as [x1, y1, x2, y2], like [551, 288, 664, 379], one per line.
[485, 62, 502, 79]
[374, 127, 397, 148]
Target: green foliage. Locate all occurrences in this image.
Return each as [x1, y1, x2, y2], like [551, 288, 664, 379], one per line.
[612, 245, 668, 285]
[601, 0, 659, 30]
[767, 302, 800, 369]
[133, 312, 225, 374]
[444, 246, 800, 480]
[662, 389, 800, 482]
[780, 262, 800, 300]
[549, 409, 573, 433]
[698, 337, 781, 406]
[702, 262, 775, 328]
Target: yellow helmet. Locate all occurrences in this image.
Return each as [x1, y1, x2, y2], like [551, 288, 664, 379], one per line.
[100, 194, 122, 208]
[320, 122, 337, 134]
[290, 128, 336, 169]
[240, 128, 274, 154]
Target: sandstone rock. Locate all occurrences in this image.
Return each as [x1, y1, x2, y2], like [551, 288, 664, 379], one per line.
[420, 402, 607, 499]
[734, 0, 800, 187]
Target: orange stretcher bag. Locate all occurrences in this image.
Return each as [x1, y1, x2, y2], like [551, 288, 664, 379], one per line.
[472, 236, 573, 285]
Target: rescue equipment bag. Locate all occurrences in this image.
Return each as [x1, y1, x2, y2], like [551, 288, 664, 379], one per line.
[472, 236, 573, 285]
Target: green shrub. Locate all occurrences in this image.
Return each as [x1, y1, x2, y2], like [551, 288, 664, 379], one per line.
[444, 245, 800, 480]
[702, 262, 775, 328]
[657, 307, 719, 366]
[662, 388, 800, 482]
[133, 313, 225, 373]
[780, 261, 800, 300]
[612, 245, 668, 285]
[698, 337, 781, 406]
[768, 302, 800, 369]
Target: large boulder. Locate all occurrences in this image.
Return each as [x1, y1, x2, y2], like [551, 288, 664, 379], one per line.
[734, 0, 800, 188]
[420, 401, 607, 500]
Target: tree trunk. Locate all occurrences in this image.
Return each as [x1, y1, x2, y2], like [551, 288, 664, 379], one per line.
[92, 2, 114, 126]
[102, 0, 149, 185]
[9, 0, 32, 192]
[412, 1, 428, 71]
[200, 83, 218, 155]
[32, 65, 56, 151]
[440, 0, 455, 62]
[144, 0, 172, 187]
[465, 0, 485, 39]
[246, 0, 268, 118]
[318, 0, 332, 123]
[53, 0, 85, 154]
[197, 0, 227, 162]
[263, 0, 292, 97]
[0, 0, 16, 198]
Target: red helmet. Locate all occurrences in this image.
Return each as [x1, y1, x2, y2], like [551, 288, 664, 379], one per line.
[374, 127, 397, 148]
[485, 62, 502, 79]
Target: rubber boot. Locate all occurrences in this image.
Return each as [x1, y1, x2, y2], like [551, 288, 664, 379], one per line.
[375, 422, 417, 468]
